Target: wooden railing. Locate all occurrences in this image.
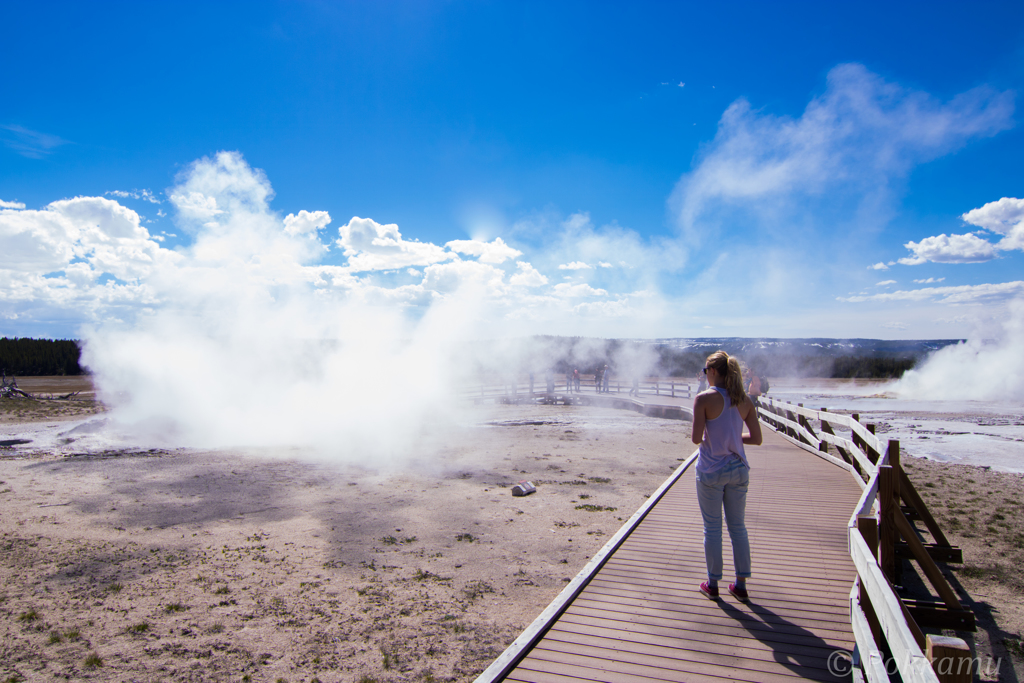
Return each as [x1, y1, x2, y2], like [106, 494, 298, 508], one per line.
[464, 375, 693, 401]
[757, 395, 974, 683]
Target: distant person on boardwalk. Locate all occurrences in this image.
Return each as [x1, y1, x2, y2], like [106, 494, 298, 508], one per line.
[697, 369, 707, 393]
[692, 351, 762, 602]
[594, 365, 603, 393]
[629, 375, 640, 396]
[573, 367, 581, 392]
[747, 372, 762, 399]
[602, 364, 611, 392]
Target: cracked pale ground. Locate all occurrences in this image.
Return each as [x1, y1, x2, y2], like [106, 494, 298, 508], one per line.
[0, 388, 691, 683]
[1, 380, 1021, 681]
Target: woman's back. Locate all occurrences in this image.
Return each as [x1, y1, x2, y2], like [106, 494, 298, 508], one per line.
[697, 387, 748, 473]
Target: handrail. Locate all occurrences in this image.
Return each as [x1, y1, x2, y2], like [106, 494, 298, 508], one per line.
[473, 390, 964, 683]
[462, 375, 694, 400]
[758, 395, 885, 459]
[756, 395, 968, 683]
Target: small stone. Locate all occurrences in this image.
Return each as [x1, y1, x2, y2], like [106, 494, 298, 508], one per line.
[511, 481, 536, 497]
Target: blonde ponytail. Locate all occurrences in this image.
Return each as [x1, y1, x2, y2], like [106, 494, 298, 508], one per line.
[705, 351, 748, 406]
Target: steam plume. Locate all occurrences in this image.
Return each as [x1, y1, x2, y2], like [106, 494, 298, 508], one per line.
[893, 298, 1024, 401]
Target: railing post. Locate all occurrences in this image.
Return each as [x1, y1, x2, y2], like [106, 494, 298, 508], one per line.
[865, 424, 881, 464]
[671, 382, 675, 398]
[858, 516, 882, 649]
[879, 465, 898, 584]
[851, 413, 862, 453]
[817, 408, 829, 455]
[927, 635, 973, 683]
[888, 439, 902, 585]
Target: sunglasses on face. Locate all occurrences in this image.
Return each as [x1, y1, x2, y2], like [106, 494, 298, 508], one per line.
[702, 367, 709, 374]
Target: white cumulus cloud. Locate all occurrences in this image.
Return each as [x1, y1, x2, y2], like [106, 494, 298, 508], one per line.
[337, 216, 453, 271]
[898, 232, 999, 265]
[558, 261, 592, 270]
[839, 280, 1024, 304]
[509, 261, 548, 287]
[445, 237, 522, 264]
[0, 199, 26, 209]
[553, 282, 608, 298]
[896, 196, 1024, 266]
[284, 210, 332, 236]
[962, 196, 1024, 251]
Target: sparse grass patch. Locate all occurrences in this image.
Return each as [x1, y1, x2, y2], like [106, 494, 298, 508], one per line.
[588, 476, 612, 483]
[576, 504, 616, 512]
[128, 622, 149, 634]
[83, 652, 103, 668]
[64, 628, 81, 641]
[107, 581, 123, 593]
[213, 585, 230, 594]
[381, 535, 398, 545]
[413, 568, 449, 582]
[1005, 638, 1023, 659]
[164, 602, 187, 613]
[17, 608, 39, 623]
[455, 533, 475, 542]
[578, 494, 591, 499]
[47, 631, 63, 644]
[462, 579, 493, 600]
[207, 623, 225, 634]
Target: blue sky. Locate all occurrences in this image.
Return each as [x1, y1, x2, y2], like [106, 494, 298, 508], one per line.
[3, 1, 1024, 340]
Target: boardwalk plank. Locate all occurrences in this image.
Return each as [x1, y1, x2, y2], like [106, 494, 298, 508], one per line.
[498, 428, 860, 682]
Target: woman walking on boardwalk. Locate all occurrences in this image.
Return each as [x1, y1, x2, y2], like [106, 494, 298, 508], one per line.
[692, 351, 762, 601]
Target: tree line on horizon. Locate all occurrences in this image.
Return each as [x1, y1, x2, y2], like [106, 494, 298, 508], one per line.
[0, 338, 84, 376]
[655, 348, 916, 379]
[1, 335, 918, 380]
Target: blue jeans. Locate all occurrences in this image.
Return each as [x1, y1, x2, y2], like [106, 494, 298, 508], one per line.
[696, 458, 751, 582]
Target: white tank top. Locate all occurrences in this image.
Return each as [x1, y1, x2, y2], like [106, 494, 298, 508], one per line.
[697, 387, 749, 473]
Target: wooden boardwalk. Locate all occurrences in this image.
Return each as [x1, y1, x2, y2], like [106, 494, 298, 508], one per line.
[499, 428, 862, 683]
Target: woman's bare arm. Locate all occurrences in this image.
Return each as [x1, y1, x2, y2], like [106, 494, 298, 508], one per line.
[691, 394, 706, 445]
[739, 398, 763, 446]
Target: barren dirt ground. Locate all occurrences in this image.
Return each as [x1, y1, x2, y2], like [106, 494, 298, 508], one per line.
[0, 378, 1021, 681]
[0, 386, 691, 683]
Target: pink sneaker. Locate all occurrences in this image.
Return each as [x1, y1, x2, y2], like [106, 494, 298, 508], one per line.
[699, 581, 719, 600]
[728, 582, 749, 602]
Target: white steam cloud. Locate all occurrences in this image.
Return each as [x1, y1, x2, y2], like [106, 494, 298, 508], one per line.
[893, 297, 1024, 401]
[81, 153, 489, 462]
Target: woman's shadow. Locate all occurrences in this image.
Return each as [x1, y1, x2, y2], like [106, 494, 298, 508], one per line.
[715, 597, 853, 682]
